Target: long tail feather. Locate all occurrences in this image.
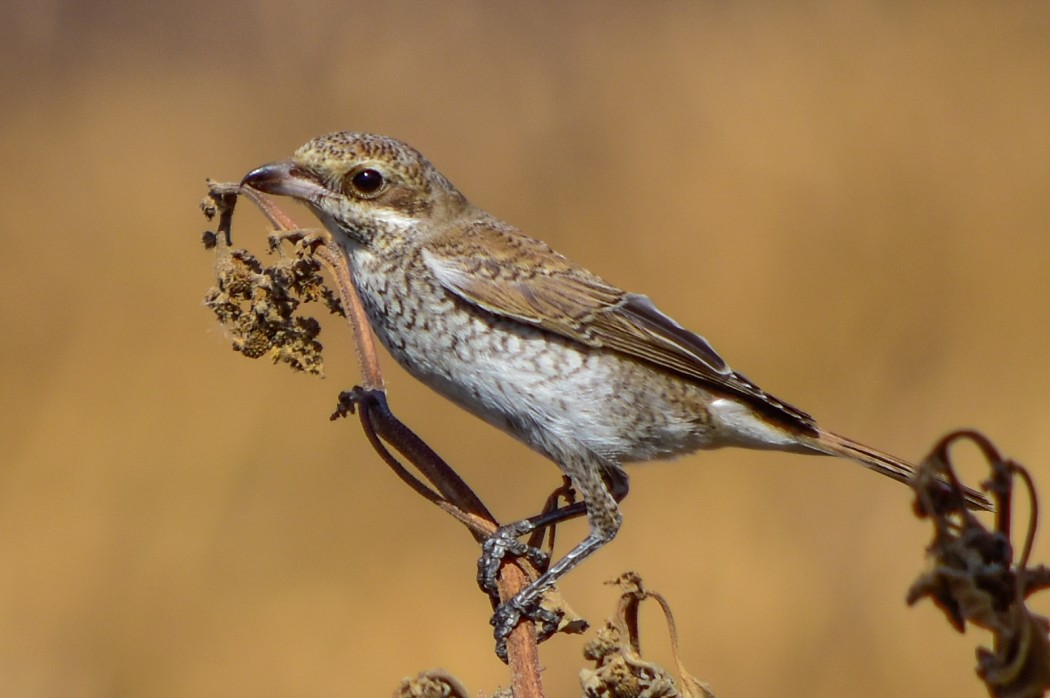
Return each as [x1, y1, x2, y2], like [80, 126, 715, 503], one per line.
[803, 430, 992, 511]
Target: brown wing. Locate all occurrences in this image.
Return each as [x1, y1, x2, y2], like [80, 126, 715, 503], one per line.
[421, 223, 816, 430]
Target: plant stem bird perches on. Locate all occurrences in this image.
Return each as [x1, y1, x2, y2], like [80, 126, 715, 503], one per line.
[201, 181, 576, 697]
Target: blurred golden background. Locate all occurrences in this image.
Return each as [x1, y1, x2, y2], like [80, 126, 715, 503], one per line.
[2, 2, 1048, 696]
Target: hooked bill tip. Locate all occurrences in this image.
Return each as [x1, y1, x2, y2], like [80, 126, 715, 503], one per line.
[240, 161, 294, 192]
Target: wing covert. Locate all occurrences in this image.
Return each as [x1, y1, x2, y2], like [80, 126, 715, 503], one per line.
[420, 226, 815, 428]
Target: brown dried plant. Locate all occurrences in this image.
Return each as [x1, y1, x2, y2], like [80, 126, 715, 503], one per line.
[909, 430, 1050, 698]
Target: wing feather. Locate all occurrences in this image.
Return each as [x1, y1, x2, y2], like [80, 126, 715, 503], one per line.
[421, 225, 815, 429]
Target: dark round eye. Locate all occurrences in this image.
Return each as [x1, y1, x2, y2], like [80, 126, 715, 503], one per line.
[349, 168, 384, 196]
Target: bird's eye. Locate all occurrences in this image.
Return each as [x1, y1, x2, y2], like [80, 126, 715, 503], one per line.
[348, 168, 385, 197]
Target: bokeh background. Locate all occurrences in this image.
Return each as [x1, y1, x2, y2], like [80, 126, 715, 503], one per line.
[3, 2, 1049, 696]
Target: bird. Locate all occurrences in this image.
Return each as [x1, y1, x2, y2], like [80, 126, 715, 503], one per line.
[240, 131, 990, 653]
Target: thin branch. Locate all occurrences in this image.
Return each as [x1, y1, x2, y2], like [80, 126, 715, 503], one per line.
[205, 181, 547, 696]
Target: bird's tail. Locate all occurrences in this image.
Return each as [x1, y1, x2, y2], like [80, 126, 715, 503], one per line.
[802, 429, 992, 511]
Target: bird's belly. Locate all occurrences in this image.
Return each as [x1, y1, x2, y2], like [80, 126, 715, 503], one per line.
[368, 299, 719, 464]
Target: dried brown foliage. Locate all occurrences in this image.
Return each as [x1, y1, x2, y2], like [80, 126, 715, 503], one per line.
[909, 430, 1050, 698]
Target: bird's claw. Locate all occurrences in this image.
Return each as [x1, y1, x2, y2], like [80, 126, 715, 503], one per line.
[491, 593, 561, 662]
[477, 522, 549, 600]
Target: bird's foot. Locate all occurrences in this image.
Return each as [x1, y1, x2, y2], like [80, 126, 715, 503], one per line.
[491, 587, 561, 662]
[477, 521, 550, 601]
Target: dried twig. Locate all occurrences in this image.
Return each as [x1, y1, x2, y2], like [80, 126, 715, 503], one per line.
[908, 429, 1050, 698]
[580, 572, 714, 698]
[394, 669, 471, 698]
[201, 181, 550, 696]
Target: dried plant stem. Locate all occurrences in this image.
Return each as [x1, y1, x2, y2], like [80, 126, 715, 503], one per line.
[214, 182, 546, 697]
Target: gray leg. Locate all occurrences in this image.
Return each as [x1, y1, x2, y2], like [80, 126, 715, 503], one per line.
[488, 458, 626, 659]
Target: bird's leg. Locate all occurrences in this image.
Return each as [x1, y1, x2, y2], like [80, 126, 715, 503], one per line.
[487, 462, 627, 660]
[477, 466, 630, 600]
[476, 501, 591, 602]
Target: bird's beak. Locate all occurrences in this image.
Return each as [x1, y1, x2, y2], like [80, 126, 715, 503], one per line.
[240, 160, 327, 202]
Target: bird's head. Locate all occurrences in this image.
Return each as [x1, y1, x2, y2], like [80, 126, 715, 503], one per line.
[241, 132, 470, 247]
